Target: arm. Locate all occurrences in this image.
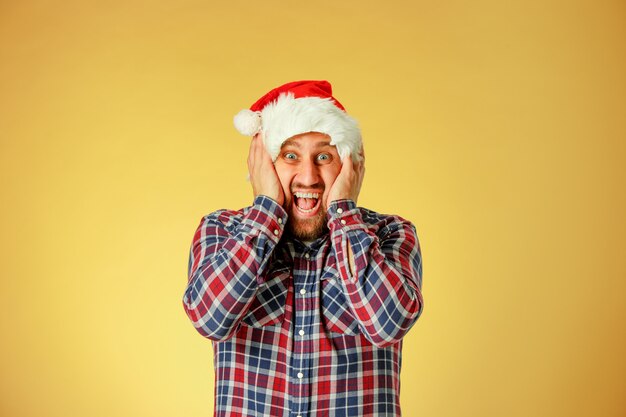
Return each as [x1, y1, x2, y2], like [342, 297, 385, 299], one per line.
[183, 132, 287, 341]
[328, 199, 424, 347]
[182, 196, 287, 341]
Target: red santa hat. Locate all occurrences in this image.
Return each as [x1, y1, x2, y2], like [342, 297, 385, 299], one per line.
[233, 80, 362, 162]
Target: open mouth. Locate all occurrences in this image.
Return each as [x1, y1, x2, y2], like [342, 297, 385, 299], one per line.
[293, 191, 321, 214]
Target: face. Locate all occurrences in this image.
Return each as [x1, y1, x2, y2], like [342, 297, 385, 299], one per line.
[274, 132, 342, 241]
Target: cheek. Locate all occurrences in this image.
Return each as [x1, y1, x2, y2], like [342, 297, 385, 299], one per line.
[324, 164, 342, 185]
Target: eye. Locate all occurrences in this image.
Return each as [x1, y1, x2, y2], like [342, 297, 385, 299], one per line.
[316, 153, 330, 162]
[284, 152, 297, 160]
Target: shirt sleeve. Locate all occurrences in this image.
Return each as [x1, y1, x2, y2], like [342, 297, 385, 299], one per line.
[327, 199, 424, 347]
[182, 195, 288, 341]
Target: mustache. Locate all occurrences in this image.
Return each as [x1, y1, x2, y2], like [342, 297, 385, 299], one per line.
[290, 183, 324, 193]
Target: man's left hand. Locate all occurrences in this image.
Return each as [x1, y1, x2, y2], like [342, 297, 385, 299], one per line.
[327, 149, 365, 210]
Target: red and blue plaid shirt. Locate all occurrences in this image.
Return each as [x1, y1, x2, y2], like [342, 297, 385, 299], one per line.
[183, 196, 424, 417]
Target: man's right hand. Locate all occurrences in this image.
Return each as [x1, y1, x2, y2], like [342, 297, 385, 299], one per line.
[247, 132, 285, 206]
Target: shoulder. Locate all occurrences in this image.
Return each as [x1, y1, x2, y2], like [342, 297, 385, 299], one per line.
[357, 206, 418, 237]
[195, 196, 287, 239]
[198, 206, 249, 230]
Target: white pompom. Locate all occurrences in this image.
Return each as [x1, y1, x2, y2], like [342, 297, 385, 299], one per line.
[233, 109, 261, 136]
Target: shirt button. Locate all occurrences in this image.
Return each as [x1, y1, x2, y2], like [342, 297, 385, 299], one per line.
[298, 329, 305, 336]
[337, 208, 343, 214]
[297, 372, 304, 379]
[273, 229, 279, 236]
[299, 289, 306, 295]
[278, 218, 283, 224]
[340, 219, 346, 225]
[304, 253, 310, 259]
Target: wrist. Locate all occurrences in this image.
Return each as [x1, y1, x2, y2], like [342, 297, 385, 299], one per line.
[256, 191, 283, 206]
[327, 196, 357, 210]
[326, 199, 357, 215]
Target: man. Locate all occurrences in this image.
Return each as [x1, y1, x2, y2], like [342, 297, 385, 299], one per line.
[183, 80, 424, 417]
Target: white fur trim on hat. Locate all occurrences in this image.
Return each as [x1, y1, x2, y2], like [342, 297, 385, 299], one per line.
[237, 92, 361, 162]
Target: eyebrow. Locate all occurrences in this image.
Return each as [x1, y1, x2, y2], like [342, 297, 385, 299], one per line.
[282, 139, 332, 149]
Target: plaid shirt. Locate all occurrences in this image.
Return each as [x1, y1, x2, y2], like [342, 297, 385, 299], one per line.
[183, 196, 424, 417]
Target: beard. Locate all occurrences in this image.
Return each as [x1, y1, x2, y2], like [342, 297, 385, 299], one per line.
[286, 204, 328, 241]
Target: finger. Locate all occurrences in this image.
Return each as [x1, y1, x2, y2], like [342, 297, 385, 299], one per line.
[248, 133, 257, 160]
[255, 134, 272, 168]
[257, 135, 273, 164]
[250, 134, 264, 183]
[357, 144, 365, 162]
[247, 136, 255, 172]
[343, 155, 353, 172]
[251, 134, 262, 170]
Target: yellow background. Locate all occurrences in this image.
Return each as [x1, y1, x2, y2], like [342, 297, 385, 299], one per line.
[1, 1, 624, 416]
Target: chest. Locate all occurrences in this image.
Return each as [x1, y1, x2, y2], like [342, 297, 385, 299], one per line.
[241, 243, 360, 336]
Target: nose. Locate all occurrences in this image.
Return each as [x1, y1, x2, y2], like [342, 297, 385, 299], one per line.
[297, 158, 321, 187]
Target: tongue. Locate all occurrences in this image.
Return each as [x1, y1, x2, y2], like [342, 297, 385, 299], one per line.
[297, 197, 316, 210]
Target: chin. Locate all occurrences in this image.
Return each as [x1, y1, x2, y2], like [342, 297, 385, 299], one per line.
[287, 213, 328, 241]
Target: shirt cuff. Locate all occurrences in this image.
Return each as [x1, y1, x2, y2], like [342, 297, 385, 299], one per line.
[327, 199, 367, 233]
[242, 195, 288, 242]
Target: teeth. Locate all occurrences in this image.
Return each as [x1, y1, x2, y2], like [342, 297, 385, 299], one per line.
[294, 192, 320, 199]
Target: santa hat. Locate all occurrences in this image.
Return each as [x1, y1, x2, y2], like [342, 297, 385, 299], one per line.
[233, 80, 362, 162]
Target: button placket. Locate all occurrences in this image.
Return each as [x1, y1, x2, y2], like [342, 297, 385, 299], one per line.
[292, 248, 313, 417]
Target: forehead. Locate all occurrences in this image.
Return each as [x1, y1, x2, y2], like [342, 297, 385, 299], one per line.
[281, 132, 335, 150]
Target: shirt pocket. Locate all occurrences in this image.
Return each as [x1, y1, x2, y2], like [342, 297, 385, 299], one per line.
[242, 267, 290, 328]
[320, 267, 360, 336]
